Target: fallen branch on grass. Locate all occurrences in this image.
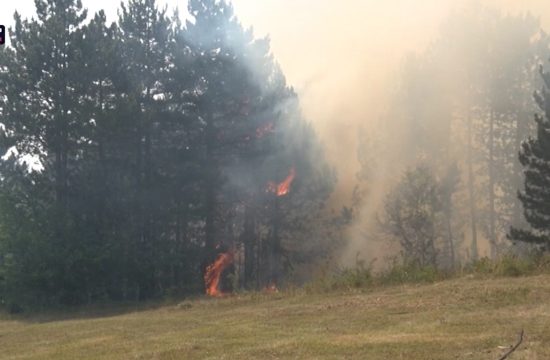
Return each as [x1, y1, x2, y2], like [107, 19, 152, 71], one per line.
[497, 329, 524, 360]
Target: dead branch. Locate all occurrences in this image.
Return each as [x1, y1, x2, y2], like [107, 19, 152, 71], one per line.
[497, 329, 524, 360]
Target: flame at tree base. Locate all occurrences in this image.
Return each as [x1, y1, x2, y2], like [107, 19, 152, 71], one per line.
[263, 283, 279, 294]
[204, 251, 234, 297]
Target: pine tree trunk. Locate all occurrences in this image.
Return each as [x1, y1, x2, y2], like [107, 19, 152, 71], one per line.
[488, 109, 497, 258]
[134, 107, 144, 299]
[56, 14, 69, 215]
[55, 88, 68, 214]
[204, 118, 217, 252]
[467, 111, 479, 261]
[242, 204, 256, 289]
[512, 111, 526, 228]
[268, 199, 282, 286]
[445, 208, 455, 268]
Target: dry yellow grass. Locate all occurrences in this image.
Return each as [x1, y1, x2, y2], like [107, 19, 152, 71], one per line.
[1, 274, 550, 359]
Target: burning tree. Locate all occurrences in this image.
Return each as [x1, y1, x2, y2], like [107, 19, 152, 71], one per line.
[186, 0, 336, 295]
[0, 0, 336, 306]
[204, 250, 234, 297]
[266, 167, 296, 196]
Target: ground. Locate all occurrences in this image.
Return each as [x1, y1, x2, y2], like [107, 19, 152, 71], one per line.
[1, 274, 550, 359]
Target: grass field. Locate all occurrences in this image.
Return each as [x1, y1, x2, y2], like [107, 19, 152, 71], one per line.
[1, 274, 550, 359]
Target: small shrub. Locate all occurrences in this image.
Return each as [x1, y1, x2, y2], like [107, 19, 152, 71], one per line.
[304, 263, 373, 294]
[532, 254, 550, 273]
[7, 302, 24, 314]
[494, 256, 534, 277]
[305, 260, 442, 294]
[465, 255, 539, 277]
[467, 257, 494, 275]
[379, 262, 441, 285]
[339, 268, 373, 289]
[303, 253, 550, 296]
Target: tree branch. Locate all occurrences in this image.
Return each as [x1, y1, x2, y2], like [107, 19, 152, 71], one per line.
[498, 329, 524, 360]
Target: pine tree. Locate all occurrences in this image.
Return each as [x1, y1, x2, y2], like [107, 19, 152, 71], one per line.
[116, 0, 174, 298]
[510, 64, 550, 249]
[185, 0, 336, 289]
[380, 166, 441, 267]
[185, 0, 257, 255]
[0, 0, 93, 305]
[76, 11, 131, 300]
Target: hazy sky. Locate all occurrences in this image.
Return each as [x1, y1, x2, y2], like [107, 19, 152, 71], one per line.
[2, 0, 550, 203]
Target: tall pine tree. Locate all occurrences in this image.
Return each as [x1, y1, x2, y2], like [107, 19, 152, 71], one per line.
[510, 63, 550, 249]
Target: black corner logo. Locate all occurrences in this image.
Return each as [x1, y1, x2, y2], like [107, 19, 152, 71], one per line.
[0, 25, 5, 45]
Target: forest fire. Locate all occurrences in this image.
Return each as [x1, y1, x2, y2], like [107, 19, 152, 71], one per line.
[263, 283, 279, 294]
[204, 251, 234, 297]
[266, 167, 296, 197]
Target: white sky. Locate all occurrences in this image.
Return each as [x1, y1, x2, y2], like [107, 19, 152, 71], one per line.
[3, 0, 549, 98]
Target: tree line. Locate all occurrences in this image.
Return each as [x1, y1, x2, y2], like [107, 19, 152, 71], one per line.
[357, 7, 550, 268]
[0, 0, 336, 308]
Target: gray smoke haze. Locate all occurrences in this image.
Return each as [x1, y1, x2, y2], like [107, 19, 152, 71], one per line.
[4, 0, 550, 268]
[229, 0, 550, 267]
[231, 0, 550, 199]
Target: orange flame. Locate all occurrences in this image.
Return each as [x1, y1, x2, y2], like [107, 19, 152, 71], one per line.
[263, 283, 279, 294]
[204, 251, 234, 297]
[277, 167, 296, 196]
[267, 167, 296, 197]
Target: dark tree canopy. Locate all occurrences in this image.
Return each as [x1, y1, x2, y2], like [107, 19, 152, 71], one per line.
[0, 0, 336, 308]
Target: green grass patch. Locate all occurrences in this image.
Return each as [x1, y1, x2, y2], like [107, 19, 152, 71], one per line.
[306, 254, 550, 295]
